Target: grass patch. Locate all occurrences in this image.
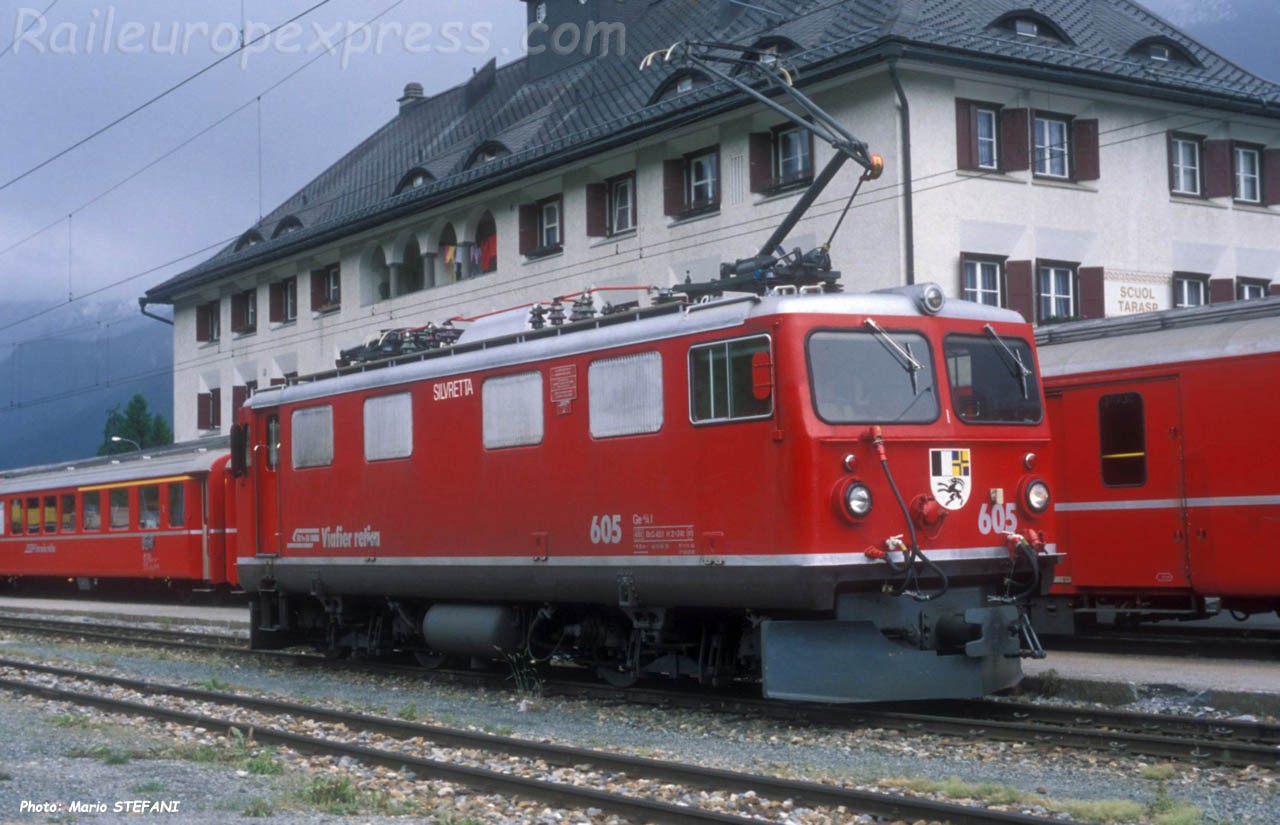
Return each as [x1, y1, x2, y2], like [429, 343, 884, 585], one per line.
[130, 781, 167, 794]
[298, 776, 360, 816]
[881, 775, 1202, 824]
[47, 713, 96, 729]
[244, 749, 283, 776]
[196, 675, 234, 691]
[64, 745, 137, 765]
[396, 702, 419, 721]
[481, 722, 514, 737]
[242, 798, 274, 818]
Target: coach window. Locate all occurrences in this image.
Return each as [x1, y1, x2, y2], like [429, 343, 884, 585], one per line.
[109, 488, 130, 530]
[364, 393, 413, 461]
[1099, 392, 1146, 486]
[292, 406, 334, 468]
[60, 494, 76, 532]
[689, 336, 773, 424]
[168, 483, 185, 528]
[139, 485, 161, 529]
[9, 500, 21, 534]
[82, 492, 102, 531]
[26, 497, 40, 533]
[590, 352, 664, 438]
[483, 372, 543, 448]
[41, 491, 56, 532]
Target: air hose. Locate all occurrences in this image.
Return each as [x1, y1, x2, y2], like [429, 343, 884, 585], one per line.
[868, 427, 949, 602]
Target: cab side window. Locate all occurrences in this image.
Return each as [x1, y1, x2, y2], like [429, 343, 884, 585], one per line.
[689, 336, 773, 424]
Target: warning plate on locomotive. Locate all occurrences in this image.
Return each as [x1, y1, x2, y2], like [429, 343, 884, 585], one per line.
[930, 448, 972, 510]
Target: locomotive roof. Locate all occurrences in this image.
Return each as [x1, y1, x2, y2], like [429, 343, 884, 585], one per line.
[0, 438, 229, 496]
[249, 288, 1023, 410]
[1036, 297, 1280, 377]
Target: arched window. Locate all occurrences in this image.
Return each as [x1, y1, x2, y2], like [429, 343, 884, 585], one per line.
[991, 11, 1073, 45]
[401, 236, 425, 294]
[649, 70, 710, 105]
[394, 167, 434, 195]
[367, 246, 391, 303]
[438, 224, 459, 284]
[1129, 37, 1199, 67]
[475, 211, 497, 274]
[271, 216, 303, 238]
[463, 141, 510, 170]
[234, 230, 264, 252]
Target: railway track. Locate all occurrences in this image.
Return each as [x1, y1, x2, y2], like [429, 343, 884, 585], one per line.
[4, 612, 1278, 769]
[0, 657, 1074, 825]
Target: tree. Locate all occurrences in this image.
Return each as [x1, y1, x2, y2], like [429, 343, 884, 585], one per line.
[97, 394, 174, 456]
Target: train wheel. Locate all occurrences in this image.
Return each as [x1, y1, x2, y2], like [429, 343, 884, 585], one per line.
[413, 650, 452, 670]
[595, 664, 638, 688]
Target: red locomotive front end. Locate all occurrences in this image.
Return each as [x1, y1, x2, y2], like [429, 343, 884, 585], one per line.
[231, 285, 1057, 702]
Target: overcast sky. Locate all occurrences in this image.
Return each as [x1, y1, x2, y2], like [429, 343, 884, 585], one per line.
[0, 0, 525, 342]
[0, 0, 1268, 349]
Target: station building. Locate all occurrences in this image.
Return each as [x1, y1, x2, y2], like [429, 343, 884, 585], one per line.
[143, 0, 1280, 441]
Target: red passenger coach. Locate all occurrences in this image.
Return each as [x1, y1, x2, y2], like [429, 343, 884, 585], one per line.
[1035, 298, 1280, 629]
[231, 285, 1059, 703]
[0, 440, 236, 593]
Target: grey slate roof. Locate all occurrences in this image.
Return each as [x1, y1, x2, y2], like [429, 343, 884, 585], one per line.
[146, 0, 1280, 303]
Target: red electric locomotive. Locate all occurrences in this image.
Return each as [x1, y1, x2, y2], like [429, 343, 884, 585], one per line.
[0, 439, 236, 593]
[230, 286, 1058, 702]
[1035, 297, 1280, 630]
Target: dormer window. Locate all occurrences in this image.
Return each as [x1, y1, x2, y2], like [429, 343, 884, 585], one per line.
[992, 11, 1072, 45]
[1149, 43, 1170, 62]
[676, 76, 694, 95]
[651, 71, 710, 104]
[394, 167, 434, 194]
[463, 141, 510, 170]
[1131, 38, 1199, 67]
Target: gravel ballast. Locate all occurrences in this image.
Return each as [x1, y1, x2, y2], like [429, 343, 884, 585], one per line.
[0, 630, 1276, 824]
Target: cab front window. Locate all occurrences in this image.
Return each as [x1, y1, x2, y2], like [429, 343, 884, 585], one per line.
[807, 328, 939, 424]
[944, 332, 1042, 424]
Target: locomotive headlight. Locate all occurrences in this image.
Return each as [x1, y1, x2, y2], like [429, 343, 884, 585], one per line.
[918, 283, 946, 315]
[844, 482, 874, 519]
[1024, 479, 1051, 514]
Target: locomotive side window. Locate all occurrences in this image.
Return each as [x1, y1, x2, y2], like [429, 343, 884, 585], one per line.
[168, 483, 185, 528]
[60, 494, 76, 532]
[267, 415, 280, 470]
[8, 499, 20, 534]
[483, 371, 544, 448]
[139, 485, 161, 529]
[364, 393, 413, 461]
[807, 330, 938, 423]
[292, 406, 334, 468]
[943, 334, 1042, 424]
[1099, 392, 1146, 486]
[109, 488, 130, 530]
[689, 336, 773, 423]
[82, 492, 102, 531]
[589, 352, 664, 438]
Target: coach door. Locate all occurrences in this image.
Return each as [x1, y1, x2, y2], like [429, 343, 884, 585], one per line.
[255, 414, 282, 556]
[1052, 377, 1188, 592]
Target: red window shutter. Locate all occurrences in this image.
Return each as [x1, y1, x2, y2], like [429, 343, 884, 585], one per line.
[1203, 140, 1231, 198]
[310, 269, 324, 310]
[270, 377, 286, 387]
[518, 203, 538, 254]
[1078, 266, 1105, 319]
[230, 292, 246, 333]
[232, 385, 249, 416]
[663, 158, 685, 216]
[1271, 283, 1280, 297]
[1209, 278, 1235, 303]
[209, 388, 222, 428]
[1073, 119, 1100, 181]
[197, 393, 211, 430]
[1005, 260, 1034, 322]
[955, 101, 977, 170]
[748, 132, 772, 192]
[1000, 108, 1029, 173]
[1263, 149, 1280, 206]
[195, 304, 210, 342]
[585, 183, 606, 237]
[269, 281, 284, 323]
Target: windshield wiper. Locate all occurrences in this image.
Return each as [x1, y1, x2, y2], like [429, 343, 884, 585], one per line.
[983, 323, 1030, 400]
[864, 318, 922, 395]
